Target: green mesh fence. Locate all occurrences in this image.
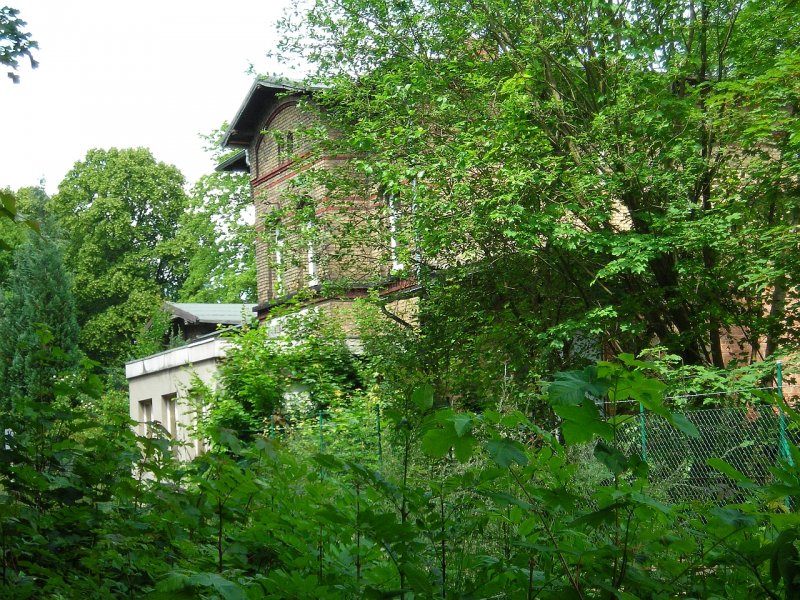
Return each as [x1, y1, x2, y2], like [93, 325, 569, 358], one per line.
[275, 381, 800, 507]
[613, 404, 797, 505]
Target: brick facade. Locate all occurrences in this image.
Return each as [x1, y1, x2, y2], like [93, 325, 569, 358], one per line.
[222, 79, 407, 321]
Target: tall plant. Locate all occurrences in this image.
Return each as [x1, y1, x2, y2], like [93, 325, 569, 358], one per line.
[0, 229, 81, 407]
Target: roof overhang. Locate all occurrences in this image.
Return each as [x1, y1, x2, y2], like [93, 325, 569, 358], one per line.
[216, 149, 248, 173]
[164, 301, 254, 326]
[222, 77, 310, 149]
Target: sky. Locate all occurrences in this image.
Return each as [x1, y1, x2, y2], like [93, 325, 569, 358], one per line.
[0, 0, 302, 194]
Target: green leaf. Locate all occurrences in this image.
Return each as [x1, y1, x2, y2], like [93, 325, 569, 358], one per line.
[411, 384, 434, 411]
[710, 507, 756, 528]
[313, 453, 344, 470]
[571, 503, 626, 527]
[452, 435, 477, 462]
[155, 572, 193, 597]
[188, 572, 247, 600]
[421, 428, 454, 458]
[555, 400, 614, 443]
[499, 410, 531, 428]
[668, 412, 700, 438]
[593, 441, 629, 475]
[548, 367, 609, 406]
[707, 457, 754, 485]
[486, 438, 528, 468]
[0, 190, 16, 218]
[617, 353, 653, 369]
[403, 564, 433, 594]
[770, 529, 800, 591]
[451, 413, 472, 437]
[217, 428, 243, 453]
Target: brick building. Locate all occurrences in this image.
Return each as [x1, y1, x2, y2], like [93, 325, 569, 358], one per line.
[219, 77, 417, 324]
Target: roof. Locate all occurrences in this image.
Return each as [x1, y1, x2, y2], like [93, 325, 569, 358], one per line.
[165, 302, 256, 326]
[216, 149, 248, 173]
[222, 76, 311, 148]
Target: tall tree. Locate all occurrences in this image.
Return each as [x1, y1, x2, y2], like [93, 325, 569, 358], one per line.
[178, 131, 256, 303]
[278, 0, 800, 381]
[0, 229, 81, 407]
[50, 148, 188, 365]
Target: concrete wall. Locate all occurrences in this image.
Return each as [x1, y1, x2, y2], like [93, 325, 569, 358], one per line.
[126, 335, 229, 461]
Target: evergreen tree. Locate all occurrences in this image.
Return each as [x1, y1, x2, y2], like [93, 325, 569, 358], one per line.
[0, 230, 81, 407]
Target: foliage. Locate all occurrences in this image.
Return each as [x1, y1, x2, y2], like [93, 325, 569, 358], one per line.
[2, 0, 800, 596]
[0, 186, 43, 272]
[49, 148, 189, 366]
[2, 320, 800, 599]
[198, 311, 362, 441]
[176, 125, 256, 304]
[177, 169, 256, 303]
[276, 0, 800, 383]
[0, 6, 37, 84]
[0, 228, 81, 407]
[128, 301, 195, 361]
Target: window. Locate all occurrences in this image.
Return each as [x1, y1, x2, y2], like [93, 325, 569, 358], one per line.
[277, 131, 294, 164]
[306, 221, 319, 287]
[138, 399, 152, 437]
[162, 394, 177, 439]
[412, 179, 421, 278]
[274, 229, 284, 296]
[388, 193, 404, 272]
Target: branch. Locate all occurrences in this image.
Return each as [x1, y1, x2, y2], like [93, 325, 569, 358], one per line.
[380, 302, 415, 330]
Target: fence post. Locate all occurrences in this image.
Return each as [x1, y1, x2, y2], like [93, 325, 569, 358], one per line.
[639, 402, 648, 462]
[319, 410, 325, 453]
[777, 361, 794, 466]
[376, 404, 383, 468]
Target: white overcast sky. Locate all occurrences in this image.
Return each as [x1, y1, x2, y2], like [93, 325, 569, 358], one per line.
[0, 0, 302, 194]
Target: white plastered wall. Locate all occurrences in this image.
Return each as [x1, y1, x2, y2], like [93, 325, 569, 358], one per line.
[126, 336, 229, 461]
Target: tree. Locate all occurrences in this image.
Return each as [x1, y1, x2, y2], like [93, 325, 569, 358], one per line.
[0, 6, 37, 83]
[50, 148, 188, 366]
[0, 228, 81, 407]
[178, 131, 256, 303]
[277, 0, 800, 387]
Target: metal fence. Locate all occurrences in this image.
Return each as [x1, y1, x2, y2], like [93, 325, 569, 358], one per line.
[614, 404, 798, 505]
[276, 370, 800, 507]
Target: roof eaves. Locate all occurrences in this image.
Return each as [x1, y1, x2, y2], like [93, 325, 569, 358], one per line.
[216, 149, 248, 173]
[164, 301, 200, 324]
[222, 76, 313, 148]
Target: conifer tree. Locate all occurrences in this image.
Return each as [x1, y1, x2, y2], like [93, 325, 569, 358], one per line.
[0, 230, 81, 407]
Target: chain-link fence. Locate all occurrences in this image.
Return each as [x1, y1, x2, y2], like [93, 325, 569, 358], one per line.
[614, 404, 798, 505]
[275, 379, 800, 507]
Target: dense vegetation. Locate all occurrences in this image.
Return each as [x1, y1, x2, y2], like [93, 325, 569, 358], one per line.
[1, 0, 799, 597]
[278, 0, 800, 383]
[1, 316, 799, 598]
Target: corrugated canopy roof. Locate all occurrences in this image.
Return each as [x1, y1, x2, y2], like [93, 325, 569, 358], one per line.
[165, 302, 255, 325]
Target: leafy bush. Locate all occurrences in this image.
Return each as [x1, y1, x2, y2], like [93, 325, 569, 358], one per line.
[3, 336, 800, 598]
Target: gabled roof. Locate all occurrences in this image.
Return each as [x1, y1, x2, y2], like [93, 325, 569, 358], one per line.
[165, 302, 255, 326]
[222, 76, 310, 148]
